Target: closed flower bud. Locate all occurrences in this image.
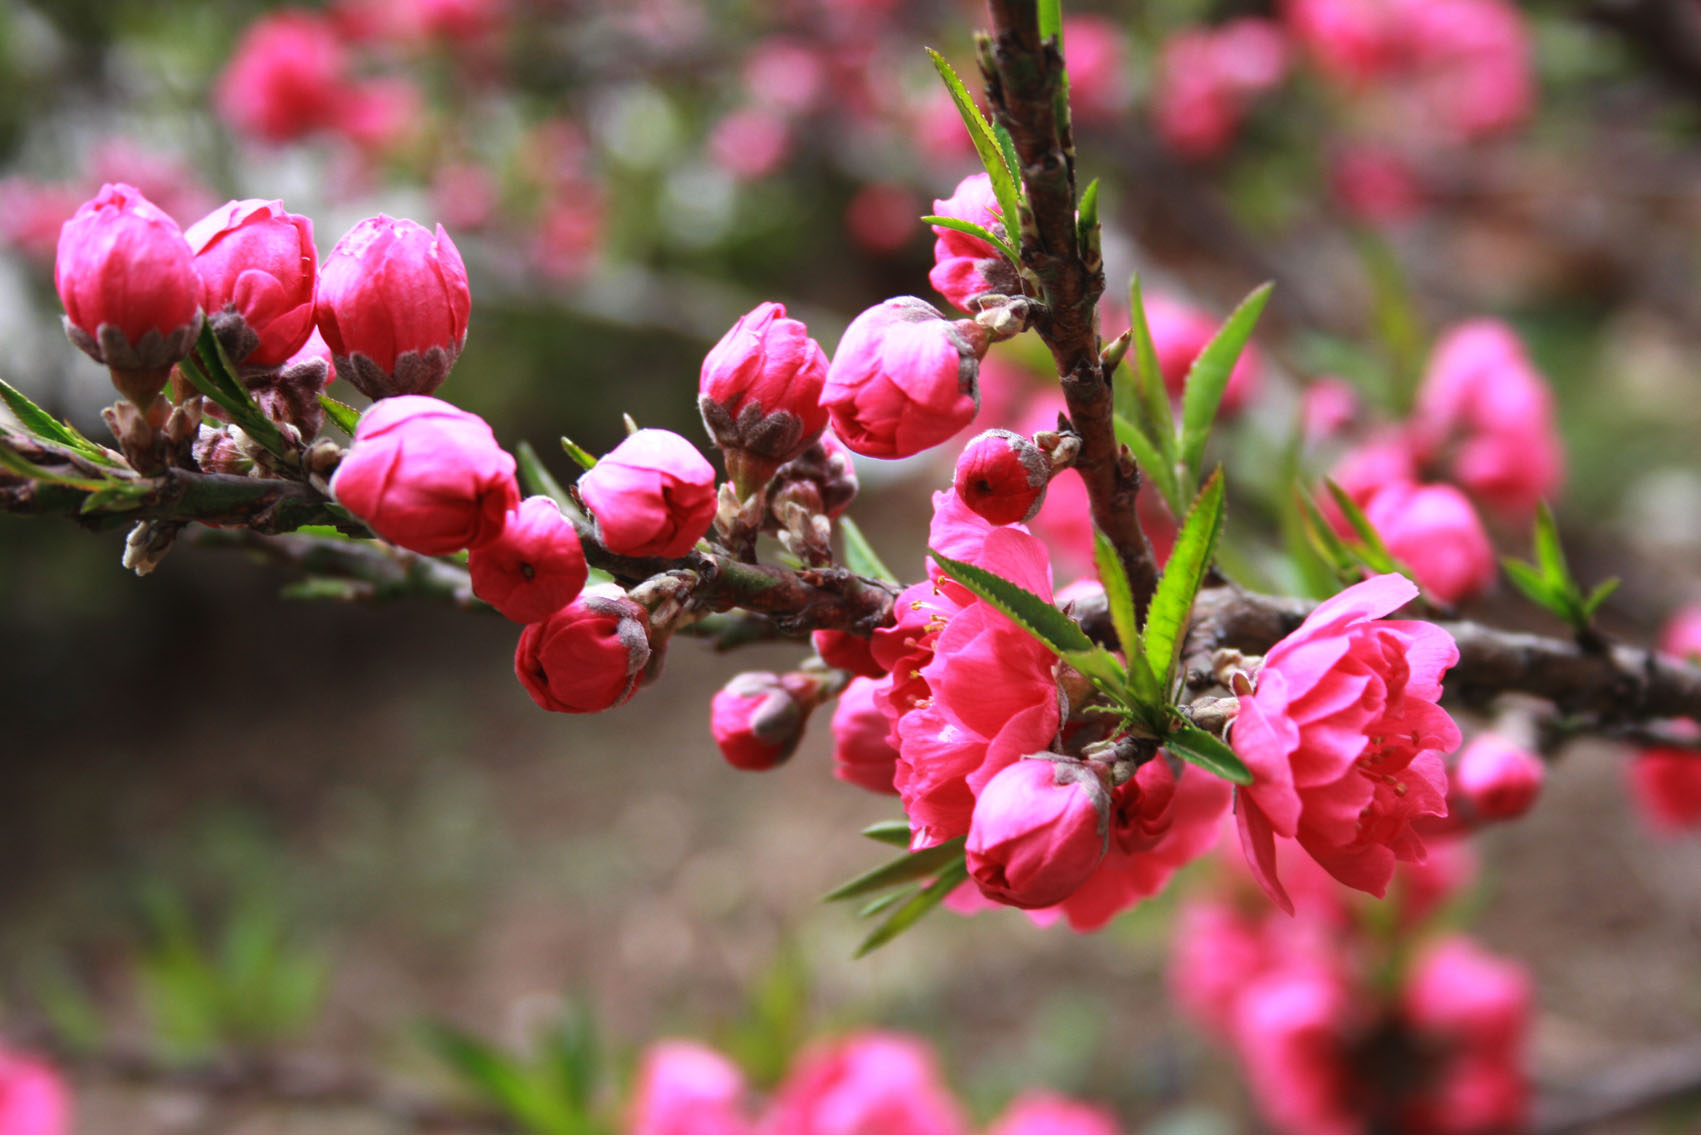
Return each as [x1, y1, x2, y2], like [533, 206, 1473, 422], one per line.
[629, 1040, 753, 1135]
[954, 429, 1050, 525]
[699, 301, 830, 497]
[771, 430, 858, 518]
[315, 215, 471, 399]
[515, 585, 651, 713]
[967, 755, 1111, 909]
[184, 198, 317, 371]
[711, 670, 820, 771]
[1454, 734, 1545, 820]
[822, 297, 982, 459]
[0, 1047, 72, 1135]
[813, 628, 884, 678]
[928, 173, 1021, 314]
[330, 395, 518, 555]
[55, 183, 203, 407]
[1361, 481, 1496, 606]
[577, 429, 717, 559]
[831, 676, 900, 795]
[469, 495, 589, 624]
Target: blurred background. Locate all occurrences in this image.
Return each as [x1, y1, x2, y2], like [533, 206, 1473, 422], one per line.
[3, 0, 1701, 1130]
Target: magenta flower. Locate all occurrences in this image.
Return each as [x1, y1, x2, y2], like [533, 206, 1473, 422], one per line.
[1398, 937, 1532, 1133]
[763, 1032, 968, 1135]
[215, 10, 349, 143]
[985, 1091, 1121, 1135]
[330, 395, 518, 556]
[1360, 481, 1496, 606]
[514, 586, 651, 714]
[953, 429, 1050, 526]
[184, 198, 318, 370]
[0, 1047, 71, 1135]
[811, 628, 883, 678]
[822, 297, 982, 459]
[829, 677, 900, 796]
[315, 215, 471, 399]
[629, 1040, 753, 1135]
[1232, 965, 1361, 1135]
[927, 173, 1017, 314]
[709, 670, 817, 771]
[1453, 733, 1545, 821]
[1230, 573, 1459, 912]
[966, 756, 1110, 909]
[467, 495, 588, 624]
[698, 301, 829, 493]
[576, 428, 718, 559]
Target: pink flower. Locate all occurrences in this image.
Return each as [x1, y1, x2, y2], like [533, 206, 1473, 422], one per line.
[1330, 146, 1425, 225]
[928, 173, 1019, 314]
[1153, 20, 1288, 160]
[515, 585, 651, 713]
[762, 1032, 968, 1135]
[1401, 0, 1533, 141]
[708, 108, 792, 182]
[336, 77, 424, 156]
[1060, 16, 1132, 122]
[1283, 0, 1401, 87]
[330, 395, 519, 555]
[1301, 377, 1361, 444]
[1145, 292, 1262, 414]
[55, 183, 202, 405]
[1169, 900, 1274, 1038]
[1628, 742, 1701, 834]
[1233, 966, 1361, 1135]
[699, 302, 830, 494]
[630, 1039, 753, 1135]
[0, 1049, 71, 1135]
[1231, 573, 1459, 912]
[315, 215, 471, 400]
[577, 429, 718, 559]
[215, 11, 349, 143]
[830, 677, 901, 795]
[1453, 733, 1544, 821]
[1360, 481, 1496, 606]
[822, 297, 983, 459]
[1412, 319, 1563, 518]
[844, 183, 921, 257]
[711, 671, 818, 771]
[468, 495, 589, 624]
[954, 429, 1050, 526]
[966, 756, 1110, 909]
[812, 629, 883, 678]
[1662, 604, 1701, 661]
[744, 39, 827, 114]
[184, 198, 318, 370]
[986, 1091, 1121, 1135]
[1328, 428, 1421, 509]
[1027, 754, 1232, 932]
[1398, 937, 1531, 1133]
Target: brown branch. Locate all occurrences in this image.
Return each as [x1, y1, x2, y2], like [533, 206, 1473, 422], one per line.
[981, 0, 1159, 618]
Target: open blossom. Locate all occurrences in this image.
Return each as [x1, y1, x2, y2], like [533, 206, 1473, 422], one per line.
[330, 395, 519, 555]
[467, 495, 588, 624]
[577, 429, 718, 559]
[699, 301, 829, 493]
[316, 216, 471, 399]
[764, 1032, 968, 1135]
[184, 198, 318, 370]
[928, 173, 1019, 314]
[966, 756, 1110, 909]
[630, 1040, 753, 1135]
[1360, 481, 1496, 606]
[515, 585, 651, 713]
[710, 671, 818, 771]
[1398, 937, 1531, 1133]
[823, 297, 982, 459]
[1231, 573, 1459, 912]
[0, 1048, 71, 1135]
[55, 183, 202, 405]
[830, 676, 900, 795]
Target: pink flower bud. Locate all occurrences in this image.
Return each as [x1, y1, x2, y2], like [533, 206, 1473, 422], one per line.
[515, 585, 651, 713]
[1361, 481, 1496, 606]
[1454, 733, 1544, 820]
[966, 756, 1111, 909]
[822, 297, 982, 459]
[184, 198, 318, 370]
[928, 173, 1019, 314]
[987, 1091, 1121, 1135]
[215, 11, 348, 143]
[629, 1039, 753, 1135]
[54, 183, 202, 406]
[577, 429, 718, 559]
[953, 429, 1050, 526]
[812, 628, 883, 678]
[315, 215, 471, 400]
[330, 395, 519, 555]
[698, 301, 830, 494]
[766, 1033, 968, 1135]
[830, 676, 900, 795]
[469, 495, 589, 624]
[1628, 742, 1701, 834]
[710, 670, 819, 771]
[0, 1047, 71, 1135]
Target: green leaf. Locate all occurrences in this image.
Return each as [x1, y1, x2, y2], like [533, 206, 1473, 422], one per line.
[180, 328, 293, 461]
[0, 377, 114, 463]
[1179, 283, 1272, 485]
[1076, 178, 1100, 249]
[929, 547, 1095, 656]
[78, 482, 148, 514]
[861, 819, 914, 847]
[1322, 479, 1400, 575]
[993, 124, 1022, 205]
[1093, 528, 1142, 664]
[1060, 645, 1129, 698]
[517, 440, 576, 513]
[560, 435, 598, 471]
[1165, 721, 1253, 785]
[1294, 488, 1356, 578]
[1142, 469, 1226, 692]
[926, 49, 1023, 246]
[855, 858, 969, 958]
[1532, 501, 1568, 583]
[858, 890, 912, 920]
[0, 442, 108, 490]
[920, 215, 1018, 265]
[824, 837, 966, 902]
[317, 394, 360, 437]
[422, 1024, 543, 1119]
[1038, 0, 1063, 44]
[840, 516, 897, 582]
[1112, 411, 1182, 520]
[1582, 577, 1620, 618]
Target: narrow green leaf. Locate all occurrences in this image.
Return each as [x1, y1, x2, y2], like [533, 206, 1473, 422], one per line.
[1582, 577, 1620, 618]
[1322, 479, 1399, 574]
[1093, 528, 1142, 663]
[1532, 501, 1568, 584]
[79, 483, 148, 514]
[517, 440, 575, 513]
[317, 394, 360, 437]
[1501, 558, 1564, 616]
[1294, 488, 1356, 576]
[422, 1024, 546, 1120]
[1077, 178, 1100, 246]
[1038, 0, 1063, 44]
[1060, 645, 1128, 698]
[823, 837, 966, 902]
[180, 333, 293, 460]
[1128, 276, 1181, 475]
[920, 215, 1018, 265]
[1112, 411, 1182, 519]
[0, 442, 108, 489]
[994, 124, 1022, 204]
[861, 819, 913, 847]
[1179, 283, 1272, 484]
[926, 49, 1022, 244]
[560, 435, 598, 471]
[840, 516, 897, 583]
[1143, 470, 1226, 691]
[855, 858, 969, 958]
[1165, 721, 1253, 785]
[929, 547, 1095, 656]
[0, 378, 114, 463]
[858, 890, 912, 920]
